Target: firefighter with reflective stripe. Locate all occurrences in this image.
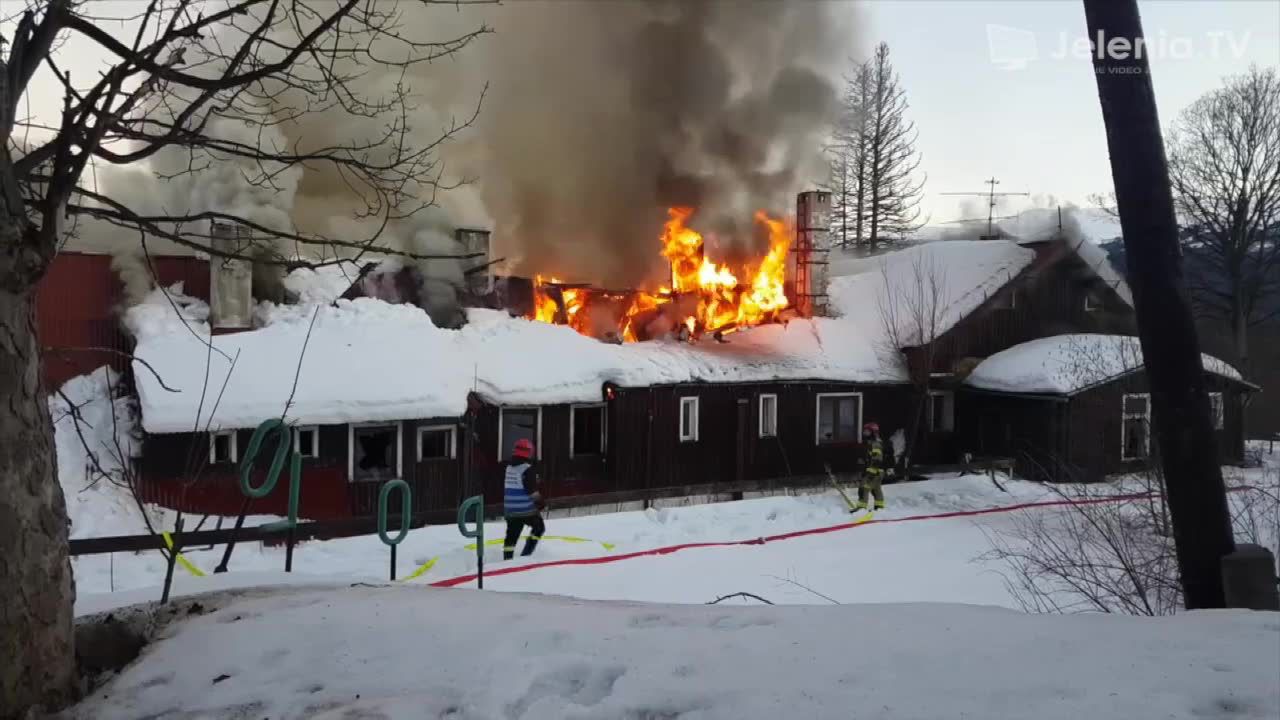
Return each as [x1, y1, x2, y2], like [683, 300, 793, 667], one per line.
[502, 438, 546, 560]
[857, 422, 890, 511]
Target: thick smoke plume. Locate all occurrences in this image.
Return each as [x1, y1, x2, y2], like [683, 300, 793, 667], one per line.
[458, 1, 852, 287]
[68, 1, 855, 319]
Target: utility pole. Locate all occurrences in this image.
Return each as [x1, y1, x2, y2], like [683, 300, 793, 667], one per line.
[940, 177, 1030, 239]
[1083, 0, 1235, 609]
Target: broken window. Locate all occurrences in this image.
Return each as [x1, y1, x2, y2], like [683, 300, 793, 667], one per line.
[679, 397, 700, 442]
[816, 393, 860, 444]
[572, 405, 606, 457]
[294, 427, 319, 458]
[417, 426, 456, 461]
[759, 394, 778, 438]
[352, 424, 399, 482]
[1209, 392, 1224, 430]
[1121, 394, 1150, 461]
[500, 408, 540, 459]
[929, 391, 955, 432]
[209, 430, 237, 464]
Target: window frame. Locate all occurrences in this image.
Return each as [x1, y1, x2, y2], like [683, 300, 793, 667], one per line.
[758, 393, 779, 439]
[569, 403, 607, 458]
[347, 422, 404, 483]
[497, 407, 543, 460]
[814, 392, 863, 446]
[1208, 392, 1224, 431]
[679, 396, 700, 443]
[1120, 393, 1151, 461]
[416, 424, 457, 462]
[1084, 293, 1100, 312]
[208, 430, 238, 465]
[928, 390, 955, 432]
[293, 426, 320, 459]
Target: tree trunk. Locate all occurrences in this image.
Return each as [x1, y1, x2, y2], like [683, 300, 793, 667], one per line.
[1083, 0, 1235, 609]
[0, 285, 77, 716]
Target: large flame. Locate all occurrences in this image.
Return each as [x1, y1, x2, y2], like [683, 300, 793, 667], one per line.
[533, 208, 791, 342]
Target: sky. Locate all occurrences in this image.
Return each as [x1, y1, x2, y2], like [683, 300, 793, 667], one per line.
[7, 0, 1280, 229]
[859, 0, 1280, 223]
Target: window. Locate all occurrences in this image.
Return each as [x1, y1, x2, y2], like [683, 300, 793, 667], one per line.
[816, 393, 861, 444]
[679, 397, 700, 442]
[417, 425, 456, 461]
[571, 404, 606, 457]
[293, 426, 319, 458]
[1084, 293, 1100, 312]
[499, 408, 541, 460]
[1209, 392, 1224, 430]
[209, 430, 237, 464]
[349, 423, 401, 482]
[1121, 394, 1150, 461]
[759, 394, 778, 438]
[929, 391, 955, 432]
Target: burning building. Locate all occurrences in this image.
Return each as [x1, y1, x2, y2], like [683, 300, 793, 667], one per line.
[527, 191, 828, 344]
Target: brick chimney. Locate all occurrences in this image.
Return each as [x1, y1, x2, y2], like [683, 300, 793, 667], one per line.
[793, 190, 831, 317]
[208, 220, 253, 331]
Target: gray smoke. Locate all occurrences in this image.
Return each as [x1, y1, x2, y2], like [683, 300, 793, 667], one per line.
[464, 1, 852, 287]
[70, 1, 855, 310]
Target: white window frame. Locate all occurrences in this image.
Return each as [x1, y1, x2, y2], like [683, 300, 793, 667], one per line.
[1209, 392, 1224, 431]
[928, 390, 955, 432]
[569, 403, 607, 458]
[293, 426, 320, 459]
[1120, 393, 1151, 461]
[1084, 293, 1100, 312]
[679, 396, 700, 443]
[814, 392, 863, 446]
[758, 393, 779, 438]
[208, 430, 238, 465]
[416, 424, 457, 461]
[497, 407, 543, 460]
[348, 422, 404, 483]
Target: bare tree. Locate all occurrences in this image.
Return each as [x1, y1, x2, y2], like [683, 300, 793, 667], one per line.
[0, 1, 488, 714]
[827, 60, 872, 250]
[877, 250, 948, 471]
[862, 42, 925, 250]
[1167, 66, 1280, 376]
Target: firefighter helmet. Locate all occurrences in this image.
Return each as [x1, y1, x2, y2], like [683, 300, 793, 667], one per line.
[513, 438, 535, 459]
[862, 422, 880, 436]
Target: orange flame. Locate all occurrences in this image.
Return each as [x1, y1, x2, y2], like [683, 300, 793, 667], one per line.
[531, 208, 791, 342]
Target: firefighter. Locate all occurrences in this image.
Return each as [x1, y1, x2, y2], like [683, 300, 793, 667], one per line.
[857, 422, 890, 511]
[502, 438, 546, 560]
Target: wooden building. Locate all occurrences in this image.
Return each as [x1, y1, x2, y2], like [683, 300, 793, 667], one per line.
[120, 234, 1257, 521]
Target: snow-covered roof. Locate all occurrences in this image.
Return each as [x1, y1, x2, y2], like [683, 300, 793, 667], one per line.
[964, 334, 1244, 395]
[130, 287, 903, 433]
[828, 240, 1037, 347]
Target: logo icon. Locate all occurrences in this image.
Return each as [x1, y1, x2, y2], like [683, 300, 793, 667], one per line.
[987, 24, 1038, 71]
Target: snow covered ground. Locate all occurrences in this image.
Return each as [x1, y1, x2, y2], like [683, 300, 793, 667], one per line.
[68, 584, 1280, 720]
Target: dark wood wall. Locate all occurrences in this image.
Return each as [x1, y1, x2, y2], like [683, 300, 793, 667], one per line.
[921, 244, 1137, 376]
[958, 371, 1250, 483]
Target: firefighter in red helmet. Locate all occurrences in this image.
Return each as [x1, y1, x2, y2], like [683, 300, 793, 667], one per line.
[857, 422, 890, 511]
[502, 437, 546, 560]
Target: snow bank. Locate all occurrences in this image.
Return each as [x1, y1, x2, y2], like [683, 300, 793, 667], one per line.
[965, 334, 1243, 395]
[829, 240, 1036, 346]
[130, 287, 901, 433]
[281, 261, 365, 305]
[50, 368, 172, 539]
[70, 584, 1280, 720]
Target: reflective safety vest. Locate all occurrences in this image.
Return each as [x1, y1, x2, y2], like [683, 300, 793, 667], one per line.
[865, 439, 885, 476]
[504, 462, 536, 517]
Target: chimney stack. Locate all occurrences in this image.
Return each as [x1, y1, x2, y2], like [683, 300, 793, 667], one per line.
[455, 228, 493, 296]
[208, 220, 254, 331]
[793, 190, 831, 317]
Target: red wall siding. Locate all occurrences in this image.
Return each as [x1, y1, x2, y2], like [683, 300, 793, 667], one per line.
[36, 252, 208, 389]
